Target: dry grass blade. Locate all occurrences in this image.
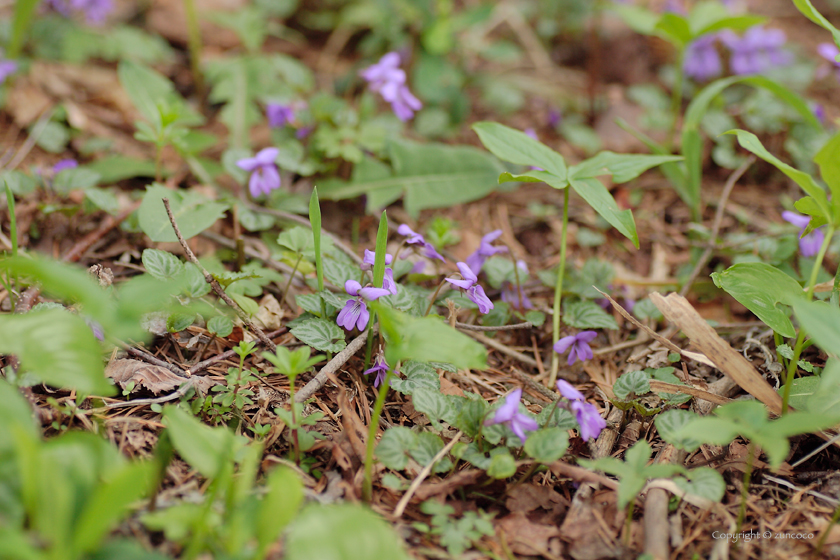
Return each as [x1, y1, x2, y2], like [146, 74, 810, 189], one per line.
[649, 292, 782, 415]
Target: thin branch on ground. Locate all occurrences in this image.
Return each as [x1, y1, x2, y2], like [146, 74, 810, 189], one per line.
[392, 430, 464, 519]
[454, 321, 533, 331]
[295, 329, 370, 402]
[162, 198, 277, 353]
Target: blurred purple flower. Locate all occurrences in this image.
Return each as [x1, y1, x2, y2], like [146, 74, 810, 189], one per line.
[556, 380, 606, 441]
[720, 26, 792, 75]
[683, 34, 723, 81]
[782, 211, 825, 257]
[85, 317, 104, 341]
[360, 52, 422, 121]
[812, 103, 826, 125]
[554, 331, 598, 365]
[364, 354, 394, 388]
[237, 148, 281, 198]
[445, 262, 494, 314]
[663, 0, 686, 14]
[383, 268, 398, 295]
[548, 109, 563, 128]
[501, 282, 533, 310]
[466, 230, 507, 274]
[0, 59, 16, 85]
[818, 43, 840, 82]
[295, 126, 314, 139]
[484, 388, 538, 443]
[53, 159, 78, 173]
[397, 224, 445, 262]
[266, 103, 295, 128]
[410, 261, 427, 274]
[48, 0, 112, 24]
[336, 280, 390, 331]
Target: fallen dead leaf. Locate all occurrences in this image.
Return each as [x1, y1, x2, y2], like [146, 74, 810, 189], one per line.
[505, 483, 567, 515]
[255, 294, 284, 330]
[497, 512, 561, 556]
[649, 292, 783, 415]
[106, 358, 186, 395]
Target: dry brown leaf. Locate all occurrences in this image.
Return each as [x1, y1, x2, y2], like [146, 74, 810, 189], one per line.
[497, 512, 561, 556]
[106, 358, 185, 395]
[255, 294, 284, 330]
[505, 483, 566, 515]
[649, 292, 783, 415]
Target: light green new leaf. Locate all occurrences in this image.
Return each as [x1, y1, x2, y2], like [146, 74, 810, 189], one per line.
[472, 121, 567, 179]
[374, 304, 486, 370]
[524, 428, 569, 464]
[163, 405, 236, 479]
[141, 249, 184, 281]
[376, 427, 417, 470]
[807, 360, 840, 415]
[674, 467, 725, 502]
[711, 263, 803, 337]
[0, 310, 113, 395]
[791, 0, 840, 50]
[655, 409, 702, 452]
[498, 170, 568, 190]
[814, 132, 840, 218]
[569, 178, 639, 248]
[793, 300, 840, 356]
[726, 130, 831, 224]
[568, 152, 682, 184]
[257, 466, 304, 554]
[138, 184, 229, 242]
[118, 61, 202, 126]
[286, 504, 411, 560]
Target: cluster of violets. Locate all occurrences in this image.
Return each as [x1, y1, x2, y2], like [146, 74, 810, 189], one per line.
[782, 211, 825, 258]
[359, 52, 422, 122]
[683, 25, 792, 81]
[265, 101, 312, 139]
[484, 380, 606, 444]
[46, 0, 113, 24]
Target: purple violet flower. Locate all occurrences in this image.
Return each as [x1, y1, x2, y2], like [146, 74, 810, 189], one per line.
[663, 0, 686, 14]
[360, 249, 393, 271]
[466, 230, 507, 275]
[236, 148, 281, 198]
[484, 388, 539, 443]
[501, 282, 533, 310]
[548, 109, 563, 129]
[683, 34, 723, 81]
[296, 126, 314, 139]
[818, 43, 840, 82]
[812, 103, 826, 125]
[360, 52, 422, 121]
[383, 268, 398, 295]
[445, 262, 494, 314]
[720, 26, 792, 75]
[556, 380, 606, 442]
[336, 280, 390, 331]
[0, 59, 17, 85]
[48, 0, 112, 24]
[554, 331, 598, 366]
[53, 159, 78, 173]
[364, 354, 394, 388]
[85, 317, 104, 341]
[782, 211, 825, 258]
[397, 224, 445, 262]
[266, 103, 296, 128]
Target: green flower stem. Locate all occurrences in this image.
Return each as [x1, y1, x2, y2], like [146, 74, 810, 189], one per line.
[624, 500, 634, 547]
[736, 442, 755, 535]
[781, 225, 835, 414]
[362, 369, 393, 502]
[816, 499, 840, 556]
[549, 187, 570, 387]
[667, 48, 685, 155]
[833, 256, 840, 308]
[182, 0, 205, 101]
[279, 254, 303, 309]
[287, 372, 301, 465]
[5, 182, 17, 257]
[424, 279, 448, 316]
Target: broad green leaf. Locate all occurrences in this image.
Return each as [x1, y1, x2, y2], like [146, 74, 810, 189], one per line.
[166, 313, 194, 333]
[779, 375, 821, 411]
[207, 315, 233, 337]
[486, 450, 517, 479]
[277, 226, 313, 255]
[290, 317, 346, 353]
[319, 139, 503, 217]
[410, 432, 452, 474]
[286, 504, 411, 560]
[472, 121, 567, 179]
[613, 370, 651, 401]
[141, 249, 184, 281]
[673, 467, 725, 502]
[711, 263, 803, 337]
[322, 259, 359, 288]
[0, 379, 40, 452]
[374, 304, 487, 370]
[163, 405, 236, 479]
[257, 466, 304, 553]
[814, 132, 840, 217]
[412, 389, 456, 429]
[53, 168, 101, 194]
[498, 170, 568, 190]
[563, 300, 618, 330]
[655, 409, 702, 452]
[569, 178, 639, 247]
[72, 461, 154, 555]
[807, 360, 840, 415]
[608, 4, 658, 35]
[86, 156, 162, 183]
[118, 61, 201, 126]
[389, 361, 440, 395]
[524, 428, 569, 464]
[726, 130, 831, 223]
[0, 310, 113, 394]
[376, 427, 417, 470]
[568, 152, 682, 184]
[138, 184, 228, 242]
[654, 13, 691, 48]
[228, 292, 258, 316]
